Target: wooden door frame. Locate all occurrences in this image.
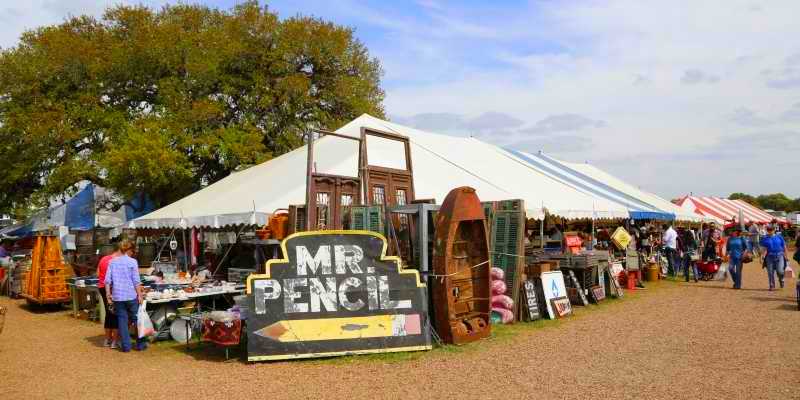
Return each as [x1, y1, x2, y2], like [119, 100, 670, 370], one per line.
[305, 129, 362, 230]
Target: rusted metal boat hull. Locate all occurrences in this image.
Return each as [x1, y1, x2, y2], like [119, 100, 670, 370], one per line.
[432, 187, 492, 344]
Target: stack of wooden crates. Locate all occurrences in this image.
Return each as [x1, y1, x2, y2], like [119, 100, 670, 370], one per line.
[22, 235, 71, 304]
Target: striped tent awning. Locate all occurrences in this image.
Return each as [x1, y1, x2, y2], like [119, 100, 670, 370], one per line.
[676, 196, 783, 224]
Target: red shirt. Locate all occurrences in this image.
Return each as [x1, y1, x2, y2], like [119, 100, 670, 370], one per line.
[96, 254, 116, 288]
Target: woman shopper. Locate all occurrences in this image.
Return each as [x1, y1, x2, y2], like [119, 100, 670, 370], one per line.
[726, 228, 749, 289]
[104, 240, 146, 352]
[759, 226, 788, 291]
[96, 244, 122, 348]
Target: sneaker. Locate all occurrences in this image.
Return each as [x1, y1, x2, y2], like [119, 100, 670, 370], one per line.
[780, 281, 785, 289]
[103, 339, 112, 347]
[110, 341, 119, 349]
[135, 341, 148, 351]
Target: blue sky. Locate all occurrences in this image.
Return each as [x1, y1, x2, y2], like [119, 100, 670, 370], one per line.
[2, 1, 800, 199]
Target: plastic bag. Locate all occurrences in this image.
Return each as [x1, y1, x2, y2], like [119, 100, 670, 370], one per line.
[785, 265, 795, 279]
[491, 280, 507, 295]
[490, 267, 505, 281]
[713, 263, 728, 281]
[491, 294, 514, 310]
[137, 301, 155, 338]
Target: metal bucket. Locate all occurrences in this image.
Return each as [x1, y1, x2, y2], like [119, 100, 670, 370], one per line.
[645, 265, 660, 281]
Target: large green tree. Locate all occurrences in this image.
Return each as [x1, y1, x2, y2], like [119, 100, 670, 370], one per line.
[0, 1, 384, 216]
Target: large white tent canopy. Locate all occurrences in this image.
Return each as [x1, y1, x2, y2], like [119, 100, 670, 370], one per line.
[132, 115, 661, 229]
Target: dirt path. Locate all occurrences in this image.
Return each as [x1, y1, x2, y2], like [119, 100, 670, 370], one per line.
[2, 260, 798, 400]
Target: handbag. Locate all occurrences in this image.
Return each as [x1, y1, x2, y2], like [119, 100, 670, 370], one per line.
[742, 251, 753, 264]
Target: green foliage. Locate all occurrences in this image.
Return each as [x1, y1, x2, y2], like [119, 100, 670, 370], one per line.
[728, 192, 800, 212]
[0, 1, 385, 215]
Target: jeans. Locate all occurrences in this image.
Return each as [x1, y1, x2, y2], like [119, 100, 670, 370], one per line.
[114, 300, 145, 352]
[664, 247, 677, 276]
[765, 254, 785, 289]
[729, 256, 743, 289]
[684, 253, 699, 282]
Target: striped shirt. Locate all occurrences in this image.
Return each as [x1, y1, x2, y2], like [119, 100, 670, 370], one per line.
[104, 255, 141, 301]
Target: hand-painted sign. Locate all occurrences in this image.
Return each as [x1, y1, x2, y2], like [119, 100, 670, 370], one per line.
[540, 271, 568, 319]
[522, 280, 541, 322]
[550, 296, 572, 318]
[245, 230, 432, 361]
[590, 285, 605, 303]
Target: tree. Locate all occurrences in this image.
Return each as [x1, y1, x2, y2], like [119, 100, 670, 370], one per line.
[729, 192, 757, 205]
[729, 192, 799, 212]
[0, 1, 384, 216]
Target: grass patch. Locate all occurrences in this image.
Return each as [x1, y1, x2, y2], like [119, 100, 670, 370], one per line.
[155, 284, 650, 365]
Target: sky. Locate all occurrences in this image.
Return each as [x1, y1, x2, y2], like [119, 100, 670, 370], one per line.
[2, 1, 799, 200]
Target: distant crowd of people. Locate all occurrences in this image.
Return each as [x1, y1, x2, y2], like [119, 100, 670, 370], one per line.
[635, 219, 796, 291]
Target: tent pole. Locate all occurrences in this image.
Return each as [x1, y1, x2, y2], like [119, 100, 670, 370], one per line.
[305, 130, 315, 230]
[181, 228, 188, 272]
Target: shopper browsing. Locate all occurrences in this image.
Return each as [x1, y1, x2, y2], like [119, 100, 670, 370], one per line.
[104, 240, 146, 352]
[96, 244, 122, 348]
[662, 224, 678, 276]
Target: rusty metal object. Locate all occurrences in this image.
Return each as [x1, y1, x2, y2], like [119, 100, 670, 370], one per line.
[432, 187, 491, 344]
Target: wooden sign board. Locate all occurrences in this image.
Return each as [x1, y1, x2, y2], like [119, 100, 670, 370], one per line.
[540, 271, 568, 319]
[245, 231, 432, 361]
[606, 269, 624, 298]
[590, 285, 605, 303]
[521, 280, 541, 322]
[549, 296, 573, 318]
[567, 270, 589, 306]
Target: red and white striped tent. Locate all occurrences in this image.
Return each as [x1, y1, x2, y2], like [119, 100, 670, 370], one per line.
[675, 196, 784, 225]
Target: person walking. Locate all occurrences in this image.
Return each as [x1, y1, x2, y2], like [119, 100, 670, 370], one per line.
[759, 226, 788, 291]
[747, 223, 761, 258]
[662, 223, 678, 276]
[96, 244, 122, 348]
[680, 227, 699, 282]
[104, 240, 146, 352]
[726, 228, 749, 289]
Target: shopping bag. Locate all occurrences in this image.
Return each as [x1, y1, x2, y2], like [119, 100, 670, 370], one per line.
[713, 263, 728, 281]
[137, 301, 155, 338]
[785, 265, 795, 279]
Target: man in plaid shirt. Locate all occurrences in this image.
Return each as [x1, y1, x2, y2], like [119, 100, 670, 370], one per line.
[104, 240, 146, 352]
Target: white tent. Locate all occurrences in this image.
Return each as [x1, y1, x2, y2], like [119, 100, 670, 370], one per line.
[552, 158, 710, 223]
[132, 114, 631, 229]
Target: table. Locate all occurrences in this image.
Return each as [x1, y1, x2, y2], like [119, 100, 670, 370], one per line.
[67, 283, 105, 324]
[144, 288, 245, 341]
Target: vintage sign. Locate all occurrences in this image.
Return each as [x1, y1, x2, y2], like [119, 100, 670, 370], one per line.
[521, 280, 541, 322]
[245, 230, 432, 361]
[550, 296, 573, 318]
[611, 227, 631, 250]
[606, 269, 624, 298]
[590, 285, 605, 303]
[567, 270, 589, 306]
[540, 271, 568, 319]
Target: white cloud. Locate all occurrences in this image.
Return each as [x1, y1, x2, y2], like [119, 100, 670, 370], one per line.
[379, 0, 800, 197]
[680, 69, 720, 85]
[0, 1, 171, 49]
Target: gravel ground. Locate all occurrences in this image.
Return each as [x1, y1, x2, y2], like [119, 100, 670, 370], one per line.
[2, 258, 798, 400]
